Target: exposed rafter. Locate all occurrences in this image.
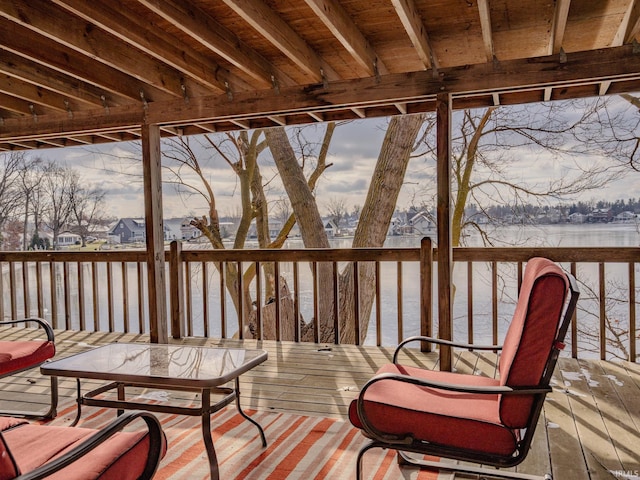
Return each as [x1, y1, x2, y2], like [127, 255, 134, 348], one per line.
[222, 0, 338, 82]
[0, 0, 191, 99]
[304, 0, 387, 76]
[136, 0, 293, 90]
[51, 0, 248, 95]
[601, 0, 638, 94]
[477, 0, 494, 62]
[391, 0, 437, 69]
[549, 0, 571, 55]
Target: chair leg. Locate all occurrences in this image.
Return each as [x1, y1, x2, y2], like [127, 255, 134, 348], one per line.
[356, 441, 384, 480]
[0, 374, 58, 419]
[397, 451, 552, 480]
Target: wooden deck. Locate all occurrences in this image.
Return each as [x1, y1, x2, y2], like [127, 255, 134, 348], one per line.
[2, 327, 639, 479]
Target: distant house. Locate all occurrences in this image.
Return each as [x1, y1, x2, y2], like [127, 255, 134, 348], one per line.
[588, 208, 612, 223]
[324, 219, 339, 238]
[614, 211, 637, 223]
[56, 231, 81, 248]
[569, 212, 587, 224]
[163, 218, 184, 241]
[409, 212, 436, 234]
[108, 218, 146, 244]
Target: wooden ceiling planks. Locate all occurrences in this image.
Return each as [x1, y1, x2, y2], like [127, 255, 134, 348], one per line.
[1, 0, 640, 150]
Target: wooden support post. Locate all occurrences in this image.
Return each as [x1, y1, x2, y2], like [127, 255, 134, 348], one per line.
[436, 93, 453, 371]
[142, 123, 168, 344]
[169, 240, 185, 339]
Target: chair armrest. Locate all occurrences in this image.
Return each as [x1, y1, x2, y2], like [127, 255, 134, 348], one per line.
[0, 318, 54, 343]
[15, 411, 165, 480]
[393, 335, 501, 363]
[356, 372, 551, 445]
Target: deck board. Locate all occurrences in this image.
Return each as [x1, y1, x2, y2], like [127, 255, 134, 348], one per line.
[1, 327, 639, 479]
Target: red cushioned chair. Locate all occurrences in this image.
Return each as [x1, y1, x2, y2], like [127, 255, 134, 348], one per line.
[0, 410, 166, 480]
[0, 318, 58, 419]
[349, 257, 579, 480]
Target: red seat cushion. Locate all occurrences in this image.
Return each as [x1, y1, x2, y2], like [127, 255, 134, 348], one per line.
[349, 363, 519, 456]
[0, 417, 28, 432]
[2, 422, 163, 480]
[0, 341, 55, 376]
[0, 433, 18, 480]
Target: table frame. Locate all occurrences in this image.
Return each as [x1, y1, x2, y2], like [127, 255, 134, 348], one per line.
[41, 344, 268, 480]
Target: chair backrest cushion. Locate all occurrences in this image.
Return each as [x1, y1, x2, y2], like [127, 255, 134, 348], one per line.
[498, 257, 568, 427]
[0, 341, 55, 376]
[0, 432, 18, 480]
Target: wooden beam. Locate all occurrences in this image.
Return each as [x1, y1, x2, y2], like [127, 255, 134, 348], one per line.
[436, 92, 452, 371]
[0, 19, 168, 104]
[142, 123, 168, 344]
[477, 0, 494, 62]
[136, 0, 291, 89]
[3, 44, 640, 142]
[0, 73, 80, 114]
[601, 0, 639, 95]
[549, 0, 571, 55]
[51, 0, 248, 94]
[304, 0, 388, 76]
[0, 0, 192, 98]
[391, 0, 437, 69]
[223, 0, 338, 82]
[0, 49, 113, 109]
[625, 0, 640, 42]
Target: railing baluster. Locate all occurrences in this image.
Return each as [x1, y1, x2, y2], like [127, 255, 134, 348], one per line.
[353, 261, 360, 346]
[202, 261, 209, 338]
[186, 262, 193, 336]
[0, 261, 5, 321]
[92, 262, 99, 331]
[397, 261, 403, 344]
[629, 261, 636, 362]
[467, 261, 473, 345]
[571, 262, 578, 358]
[78, 261, 85, 331]
[255, 261, 262, 340]
[121, 262, 129, 333]
[137, 262, 144, 333]
[22, 261, 30, 318]
[63, 262, 71, 330]
[375, 261, 381, 347]
[293, 261, 300, 342]
[492, 261, 498, 346]
[49, 261, 57, 328]
[274, 261, 281, 342]
[219, 262, 225, 339]
[333, 261, 339, 344]
[237, 261, 243, 340]
[312, 262, 319, 343]
[599, 262, 606, 360]
[9, 262, 17, 320]
[107, 262, 114, 332]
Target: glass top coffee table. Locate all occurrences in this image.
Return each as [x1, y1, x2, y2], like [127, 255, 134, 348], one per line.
[41, 343, 268, 480]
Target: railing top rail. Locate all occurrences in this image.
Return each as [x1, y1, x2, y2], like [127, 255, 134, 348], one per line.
[180, 247, 422, 262]
[454, 247, 640, 263]
[0, 244, 637, 264]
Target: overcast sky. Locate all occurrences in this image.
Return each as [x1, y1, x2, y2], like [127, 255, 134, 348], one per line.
[32, 99, 640, 220]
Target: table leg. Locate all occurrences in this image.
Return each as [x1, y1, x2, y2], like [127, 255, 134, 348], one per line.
[70, 378, 82, 427]
[235, 378, 267, 447]
[201, 389, 220, 480]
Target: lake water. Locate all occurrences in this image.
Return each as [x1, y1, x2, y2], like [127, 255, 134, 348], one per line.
[277, 223, 639, 353]
[5, 223, 638, 358]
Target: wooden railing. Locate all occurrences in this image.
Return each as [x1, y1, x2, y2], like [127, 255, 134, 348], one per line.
[0, 241, 637, 362]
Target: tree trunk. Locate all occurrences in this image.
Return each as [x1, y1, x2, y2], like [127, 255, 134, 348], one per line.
[340, 113, 426, 343]
[265, 127, 337, 341]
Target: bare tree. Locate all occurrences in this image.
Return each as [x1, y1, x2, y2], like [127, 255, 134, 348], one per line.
[414, 100, 626, 247]
[68, 184, 107, 246]
[40, 162, 78, 249]
[0, 152, 26, 249]
[325, 197, 347, 230]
